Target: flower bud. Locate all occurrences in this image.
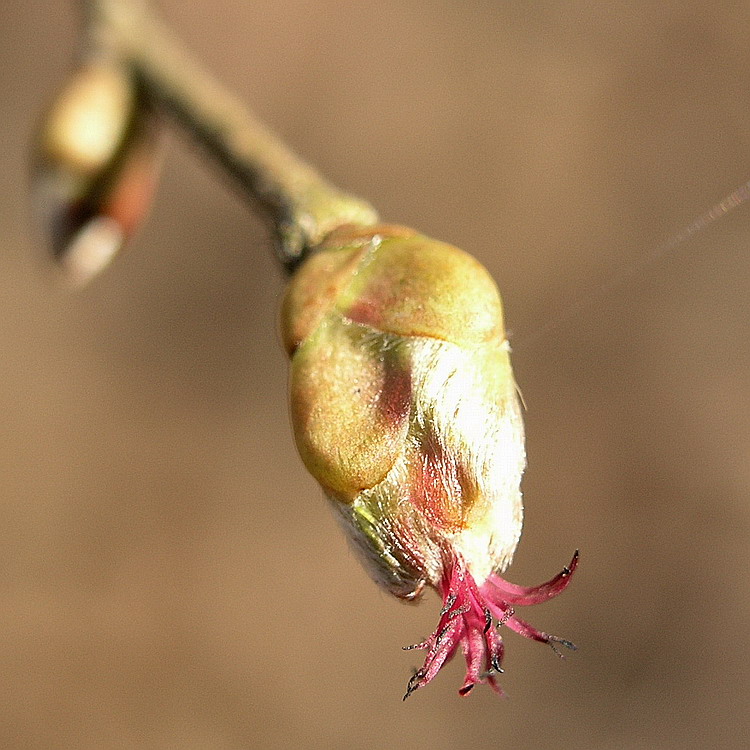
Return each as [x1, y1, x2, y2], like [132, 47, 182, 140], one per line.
[283, 224, 577, 697]
[32, 59, 161, 285]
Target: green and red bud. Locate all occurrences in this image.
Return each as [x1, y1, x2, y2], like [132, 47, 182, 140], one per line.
[32, 58, 162, 285]
[283, 224, 577, 696]
[283, 224, 523, 577]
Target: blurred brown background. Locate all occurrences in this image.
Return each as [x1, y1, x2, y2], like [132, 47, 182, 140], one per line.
[2, 1, 750, 748]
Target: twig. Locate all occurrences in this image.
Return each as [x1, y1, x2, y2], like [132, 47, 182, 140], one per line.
[80, 0, 379, 269]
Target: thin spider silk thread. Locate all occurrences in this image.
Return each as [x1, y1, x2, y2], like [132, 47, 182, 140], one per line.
[517, 178, 750, 350]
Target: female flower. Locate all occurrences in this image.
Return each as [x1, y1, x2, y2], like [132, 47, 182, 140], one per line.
[283, 223, 577, 698]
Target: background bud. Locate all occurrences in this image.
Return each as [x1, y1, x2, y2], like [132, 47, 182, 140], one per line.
[32, 58, 161, 285]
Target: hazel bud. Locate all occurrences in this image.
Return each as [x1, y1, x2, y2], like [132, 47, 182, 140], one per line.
[283, 224, 577, 697]
[32, 59, 161, 285]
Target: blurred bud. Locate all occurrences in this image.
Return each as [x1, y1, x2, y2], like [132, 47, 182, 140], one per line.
[283, 224, 577, 697]
[32, 59, 161, 285]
